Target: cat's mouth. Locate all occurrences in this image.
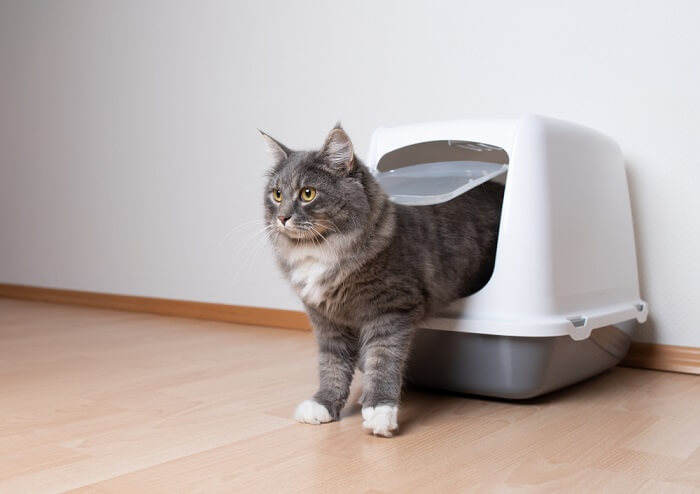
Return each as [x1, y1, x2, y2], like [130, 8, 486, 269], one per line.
[274, 222, 332, 241]
[277, 227, 309, 239]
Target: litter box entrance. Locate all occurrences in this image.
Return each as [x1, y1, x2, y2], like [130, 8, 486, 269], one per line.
[374, 140, 509, 206]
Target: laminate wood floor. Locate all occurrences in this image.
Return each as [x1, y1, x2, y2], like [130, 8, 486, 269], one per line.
[1, 298, 699, 493]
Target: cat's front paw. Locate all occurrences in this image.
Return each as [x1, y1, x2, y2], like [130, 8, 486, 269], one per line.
[294, 399, 333, 425]
[362, 405, 398, 437]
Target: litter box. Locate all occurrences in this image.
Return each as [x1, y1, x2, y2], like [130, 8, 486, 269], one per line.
[367, 114, 648, 399]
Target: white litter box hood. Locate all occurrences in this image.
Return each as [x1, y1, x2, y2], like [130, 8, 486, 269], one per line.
[367, 114, 648, 341]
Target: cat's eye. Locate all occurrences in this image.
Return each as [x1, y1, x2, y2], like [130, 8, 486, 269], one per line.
[272, 189, 282, 202]
[299, 187, 316, 202]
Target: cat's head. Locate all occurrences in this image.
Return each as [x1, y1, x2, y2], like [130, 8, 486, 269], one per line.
[261, 125, 373, 243]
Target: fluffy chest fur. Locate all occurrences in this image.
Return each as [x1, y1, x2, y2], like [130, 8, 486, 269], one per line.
[277, 241, 343, 308]
[289, 256, 331, 306]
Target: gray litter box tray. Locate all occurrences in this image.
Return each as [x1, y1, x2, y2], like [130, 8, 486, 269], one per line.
[407, 322, 635, 399]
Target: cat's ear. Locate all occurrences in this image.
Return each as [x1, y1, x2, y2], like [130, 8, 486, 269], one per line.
[258, 129, 291, 164]
[320, 124, 354, 173]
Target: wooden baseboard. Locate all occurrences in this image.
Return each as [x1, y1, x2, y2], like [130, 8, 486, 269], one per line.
[0, 283, 311, 331]
[621, 342, 700, 375]
[1, 283, 698, 375]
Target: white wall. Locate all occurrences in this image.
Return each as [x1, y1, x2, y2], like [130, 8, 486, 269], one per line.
[1, 1, 698, 346]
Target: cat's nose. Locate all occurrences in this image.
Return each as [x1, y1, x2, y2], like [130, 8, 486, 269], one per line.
[277, 215, 291, 226]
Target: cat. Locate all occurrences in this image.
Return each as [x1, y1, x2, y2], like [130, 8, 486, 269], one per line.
[261, 125, 504, 437]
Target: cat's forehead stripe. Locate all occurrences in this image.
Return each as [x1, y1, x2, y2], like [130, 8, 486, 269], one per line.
[275, 155, 334, 189]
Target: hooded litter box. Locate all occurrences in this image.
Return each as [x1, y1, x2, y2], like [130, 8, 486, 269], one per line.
[367, 114, 648, 399]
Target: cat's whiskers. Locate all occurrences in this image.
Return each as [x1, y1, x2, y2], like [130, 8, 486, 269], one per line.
[312, 230, 334, 262]
[309, 225, 350, 304]
[230, 224, 276, 281]
[308, 226, 326, 248]
[232, 225, 278, 281]
[234, 224, 275, 252]
[309, 229, 331, 262]
[310, 226, 344, 268]
[224, 219, 266, 240]
[228, 224, 271, 271]
[296, 223, 341, 264]
[318, 218, 341, 231]
[219, 221, 269, 288]
[313, 219, 339, 234]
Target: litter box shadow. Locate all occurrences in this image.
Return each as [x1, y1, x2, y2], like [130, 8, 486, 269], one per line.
[396, 366, 638, 435]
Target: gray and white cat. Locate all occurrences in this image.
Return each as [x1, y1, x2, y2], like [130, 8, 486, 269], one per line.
[261, 125, 503, 437]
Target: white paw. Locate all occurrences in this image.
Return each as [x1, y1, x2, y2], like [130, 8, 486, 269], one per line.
[293, 400, 333, 425]
[362, 405, 398, 437]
